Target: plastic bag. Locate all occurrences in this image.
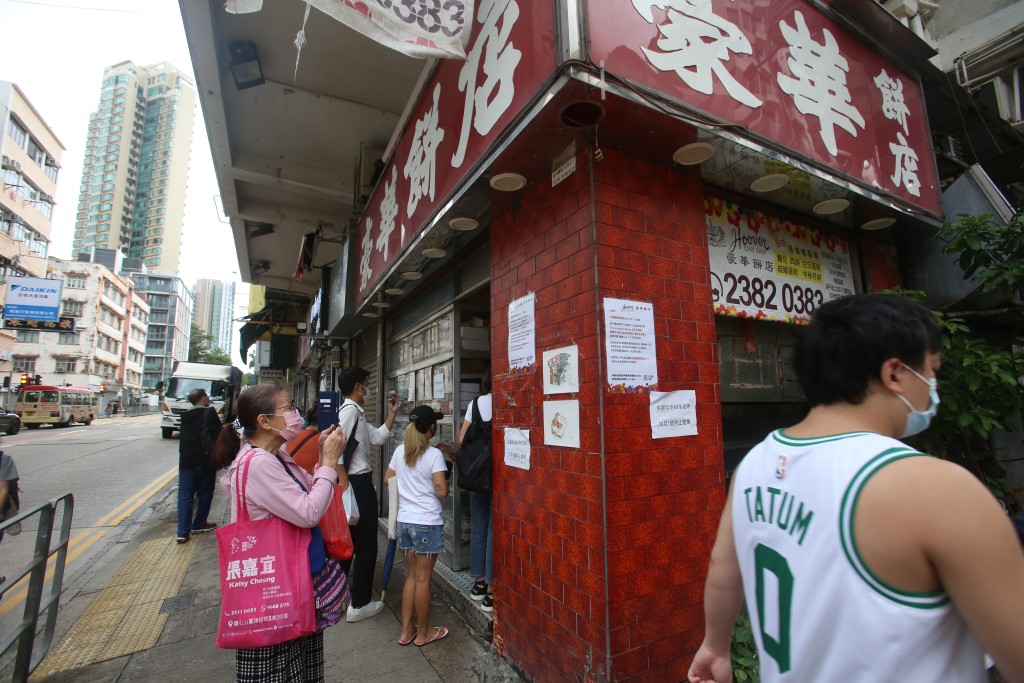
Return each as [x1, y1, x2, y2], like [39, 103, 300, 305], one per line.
[341, 483, 360, 525]
[321, 483, 354, 561]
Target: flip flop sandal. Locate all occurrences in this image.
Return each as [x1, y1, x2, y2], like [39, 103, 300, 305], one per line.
[414, 626, 449, 647]
[398, 635, 415, 646]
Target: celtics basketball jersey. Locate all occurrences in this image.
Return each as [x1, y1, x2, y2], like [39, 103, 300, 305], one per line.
[730, 430, 984, 682]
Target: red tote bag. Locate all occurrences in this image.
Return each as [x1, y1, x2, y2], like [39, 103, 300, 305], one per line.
[215, 449, 316, 649]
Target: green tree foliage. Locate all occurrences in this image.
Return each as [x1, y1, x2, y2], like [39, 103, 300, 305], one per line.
[890, 211, 1024, 505]
[188, 323, 213, 362]
[204, 347, 232, 366]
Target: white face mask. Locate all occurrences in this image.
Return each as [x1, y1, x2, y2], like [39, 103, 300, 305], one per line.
[896, 363, 940, 438]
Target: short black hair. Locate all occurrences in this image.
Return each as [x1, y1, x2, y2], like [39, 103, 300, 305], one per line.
[188, 388, 208, 406]
[793, 293, 941, 407]
[338, 367, 369, 396]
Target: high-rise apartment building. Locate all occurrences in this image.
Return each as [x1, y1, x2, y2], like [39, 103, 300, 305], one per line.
[131, 272, 193, 388]
[193, 278, 235, 354]
[72, 61, 195, 273]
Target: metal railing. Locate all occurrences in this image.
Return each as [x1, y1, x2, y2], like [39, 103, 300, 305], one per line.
[0, 494, 74, 683]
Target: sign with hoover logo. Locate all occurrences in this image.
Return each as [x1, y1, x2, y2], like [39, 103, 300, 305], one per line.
[5, 277, 63, 322]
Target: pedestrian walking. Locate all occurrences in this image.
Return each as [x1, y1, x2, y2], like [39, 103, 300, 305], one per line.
[1, 450, 21, 559]
[384, 405, 449, 647]
[687, 293, 1024, 683]
[213, 384, 349, 683]
[176, 388, 223, 543]
[336, 366, 398, 623]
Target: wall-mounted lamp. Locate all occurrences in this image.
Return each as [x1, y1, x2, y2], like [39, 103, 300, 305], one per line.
[249, 222, 274, 238]
[251, 260, 271, 276]
[229, 41, 265, 91]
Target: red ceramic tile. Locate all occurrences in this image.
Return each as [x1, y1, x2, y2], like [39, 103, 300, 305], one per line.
[611, 646, 650, 679]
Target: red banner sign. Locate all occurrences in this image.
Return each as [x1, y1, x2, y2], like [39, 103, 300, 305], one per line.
[589, 0, 940, 215]
[354, 0, 555, 306]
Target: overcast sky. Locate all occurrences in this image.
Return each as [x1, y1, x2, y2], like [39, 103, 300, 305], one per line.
[1, 0, 251, 365]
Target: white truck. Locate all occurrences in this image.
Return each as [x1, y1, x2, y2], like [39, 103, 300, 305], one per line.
[161, 361, 242, 439]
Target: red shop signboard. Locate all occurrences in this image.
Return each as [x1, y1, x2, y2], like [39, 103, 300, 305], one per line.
[354, 0, 556, 307]
[589, 0, 940, 215]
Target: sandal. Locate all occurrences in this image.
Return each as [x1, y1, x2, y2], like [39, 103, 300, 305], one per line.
[414, 626, 449, 647]
[398, 634, 415, 646]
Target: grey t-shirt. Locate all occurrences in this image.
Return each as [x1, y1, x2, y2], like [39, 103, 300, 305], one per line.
[0, 452, 17, 483]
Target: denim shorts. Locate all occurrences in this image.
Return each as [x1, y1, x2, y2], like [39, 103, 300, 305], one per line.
[396, 521, 444, 555]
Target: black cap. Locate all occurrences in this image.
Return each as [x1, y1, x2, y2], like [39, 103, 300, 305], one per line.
[409, 405, 443, 430]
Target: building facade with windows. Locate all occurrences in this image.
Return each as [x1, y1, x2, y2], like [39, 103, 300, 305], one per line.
[71, 61, 195, 273]
[131, 272, 193, 388]
[12, 259, 149, 396]
[193, 278, 235, 354]
[0, 81, 63, 284]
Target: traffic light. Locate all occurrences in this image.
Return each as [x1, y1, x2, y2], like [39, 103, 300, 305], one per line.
[2, 377, 8, 389]
[20, 373, 28, 386]
[100, 384, 106, 393]
[34, 374, 41, 385]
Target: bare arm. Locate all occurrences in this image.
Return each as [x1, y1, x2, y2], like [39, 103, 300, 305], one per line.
[384, 467, 396, 486]
[918, 463, 1024, 682]
[432, 470, 449, 500]
[0, 480, 9, 516]
[688, 482, 743, 683]
[457, 419, 470, 447]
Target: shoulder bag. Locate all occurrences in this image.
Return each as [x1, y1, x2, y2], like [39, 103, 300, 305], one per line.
[215, 449, 316, 649]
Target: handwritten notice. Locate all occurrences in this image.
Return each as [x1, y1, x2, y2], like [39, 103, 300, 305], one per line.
[504, 428, 531, 470]
[649, 390, 698, 438]
[603, 298, 658, 392]
[542, 345, 579, 395]
[508, 293, 536, 371]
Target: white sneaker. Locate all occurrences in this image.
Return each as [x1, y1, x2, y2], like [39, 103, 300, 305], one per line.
[346, 600, 384, 623]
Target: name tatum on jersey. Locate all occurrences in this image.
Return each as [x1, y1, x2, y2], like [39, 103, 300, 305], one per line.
[741, 486, 814, 545]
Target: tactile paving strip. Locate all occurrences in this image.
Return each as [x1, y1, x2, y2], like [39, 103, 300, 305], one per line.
[31, 537, 199, 678]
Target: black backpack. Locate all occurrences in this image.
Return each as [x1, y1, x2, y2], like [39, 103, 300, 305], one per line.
[456, 399, 492, 493]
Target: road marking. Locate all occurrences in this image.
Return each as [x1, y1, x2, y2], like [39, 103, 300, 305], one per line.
[0, 528, 109, 618]
[93, 466, 178, 528]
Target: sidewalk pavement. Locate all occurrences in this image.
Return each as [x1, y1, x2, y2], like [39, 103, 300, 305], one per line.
[25, 481, 523, 683]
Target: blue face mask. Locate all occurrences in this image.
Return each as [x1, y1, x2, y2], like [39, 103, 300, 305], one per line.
[896, 363, 940, 438]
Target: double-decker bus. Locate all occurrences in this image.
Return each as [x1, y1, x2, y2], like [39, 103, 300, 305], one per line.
[15, 386, 98, 428]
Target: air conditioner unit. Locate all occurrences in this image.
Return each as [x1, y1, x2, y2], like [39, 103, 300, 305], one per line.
[1, 156, 11, 170]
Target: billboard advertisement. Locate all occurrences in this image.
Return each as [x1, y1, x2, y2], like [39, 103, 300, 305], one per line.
[5, 277, 63, 322]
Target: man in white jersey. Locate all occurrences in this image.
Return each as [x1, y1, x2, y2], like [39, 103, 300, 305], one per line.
[688, 294, 1024, 683]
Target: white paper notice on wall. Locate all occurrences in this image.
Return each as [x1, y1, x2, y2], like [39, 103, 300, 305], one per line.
[508, 292, 537, 371]
[543, 400, 580, 448]
[649, 390, 698, 438]
[433, 371, 445, 399]
[504, 428, 531, 470]
[603, 298, 658, 392]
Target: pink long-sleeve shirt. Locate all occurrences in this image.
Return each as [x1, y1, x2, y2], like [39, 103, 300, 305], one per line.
[220, 444, 338, 529]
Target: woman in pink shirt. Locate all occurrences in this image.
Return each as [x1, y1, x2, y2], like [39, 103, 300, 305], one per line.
[213, 384, 348, 683]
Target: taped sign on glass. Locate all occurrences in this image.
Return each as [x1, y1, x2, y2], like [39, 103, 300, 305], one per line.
[303, 0, 474, 59]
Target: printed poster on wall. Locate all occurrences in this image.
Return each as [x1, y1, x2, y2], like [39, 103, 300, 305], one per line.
[542, 345, 579, 395]
[705, 198, 856, 325]
[504, 428, 531, 470]
[603, 298, 658, 393]
[543, 400, 580, 448]
[650, 390, 698, 438]
[508, 292, 536, 371]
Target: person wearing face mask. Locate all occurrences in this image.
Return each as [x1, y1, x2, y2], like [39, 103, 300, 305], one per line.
[688, 294, 1024, 683]
[336, 366, 398, 623]
[213, 384, 349, 682]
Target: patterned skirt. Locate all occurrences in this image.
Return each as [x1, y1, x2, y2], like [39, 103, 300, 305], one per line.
[236, 630, 324, 683]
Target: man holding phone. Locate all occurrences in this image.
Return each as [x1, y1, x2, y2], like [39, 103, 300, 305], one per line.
[337, 366, 399, 622]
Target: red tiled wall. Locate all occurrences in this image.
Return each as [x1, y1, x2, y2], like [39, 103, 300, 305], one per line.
[490, 149, 724, 682]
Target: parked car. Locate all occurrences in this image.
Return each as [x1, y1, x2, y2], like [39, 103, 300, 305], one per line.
[0, 411, 21, 435]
